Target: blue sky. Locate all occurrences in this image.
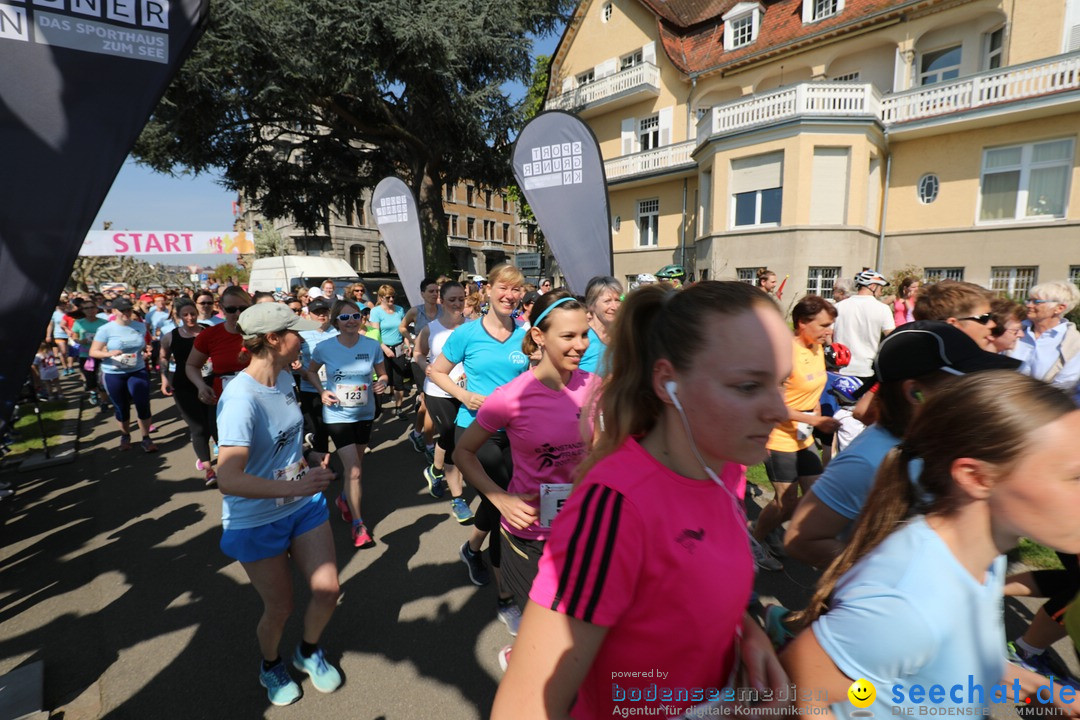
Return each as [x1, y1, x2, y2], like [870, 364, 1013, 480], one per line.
[92, 31, 563, 231]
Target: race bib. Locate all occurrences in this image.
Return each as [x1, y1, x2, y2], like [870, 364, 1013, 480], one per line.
[200, 361, 212, 378]
[336, 383, 369, 408]
[540, 483, 573, 528]
[115, 352, 138, 368]
[273, 458, 308, 507]
[317, 366, 328, 382]
[168, 361, 177, 373]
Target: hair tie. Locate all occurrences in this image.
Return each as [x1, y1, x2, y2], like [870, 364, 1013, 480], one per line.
[532, 296, 576, 329]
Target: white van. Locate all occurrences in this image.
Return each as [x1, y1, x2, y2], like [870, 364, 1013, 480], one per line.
[248, 256, 359, 295]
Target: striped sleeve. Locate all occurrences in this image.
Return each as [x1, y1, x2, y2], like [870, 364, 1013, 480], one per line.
[530, 483, 643, 627]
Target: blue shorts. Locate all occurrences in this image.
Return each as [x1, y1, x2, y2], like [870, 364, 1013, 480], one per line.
[220, 496, 329, 563]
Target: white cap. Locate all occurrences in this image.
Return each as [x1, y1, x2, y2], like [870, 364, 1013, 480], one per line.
[307, 287, 323, 299]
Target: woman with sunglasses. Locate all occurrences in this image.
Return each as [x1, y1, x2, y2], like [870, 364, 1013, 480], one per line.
[298, 299, 338, 455]
[307, 300, 388, 548]
[1008, 280, 1080, 387]
[186, 286, 252, 414]
[161, 299, 217, 485]
[368, 285, 409, 416]
[579, 276, 624, 376]
[89, 297, 157, 452]
[194, 290, 224, 327]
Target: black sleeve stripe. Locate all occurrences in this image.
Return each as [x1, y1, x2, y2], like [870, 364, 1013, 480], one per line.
[581, 491, 624, 623]
[565, 486, 620, 619]
[551, 483, 601, 611]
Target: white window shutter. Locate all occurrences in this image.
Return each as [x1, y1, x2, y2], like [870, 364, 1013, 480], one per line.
[561, 77, 573, 93]
[658, 107, 673, 147]
[643, 42, 656, 65]
[597, 58, 617, 77]
[621, 118, 635, 155]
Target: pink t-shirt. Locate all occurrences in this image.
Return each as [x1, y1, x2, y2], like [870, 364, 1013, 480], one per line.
[476, 368, 597, 542]
[529, 437, 752, 719]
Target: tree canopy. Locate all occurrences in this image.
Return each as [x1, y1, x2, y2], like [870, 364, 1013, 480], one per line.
[134, 0, 573, 273]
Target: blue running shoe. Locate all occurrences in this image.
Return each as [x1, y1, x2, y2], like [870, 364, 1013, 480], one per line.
[292, 646, 342, 693]
[424, 465, 446, 499]
[259, 661, 301, 706]
[450, 497, 474, 524]
[1007, 642, 1080, 690]
[460, 541, 489, 586]
[409, 429, 425, 453]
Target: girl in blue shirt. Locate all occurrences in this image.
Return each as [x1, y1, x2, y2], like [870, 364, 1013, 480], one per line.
[308, 300, 388, 549]
[368, 285, 408, 416]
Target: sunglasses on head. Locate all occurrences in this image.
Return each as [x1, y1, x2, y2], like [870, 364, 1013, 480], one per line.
[222, 305, 247, 314]
[957, 312, 992, 325]
[337, 312, 364, 321]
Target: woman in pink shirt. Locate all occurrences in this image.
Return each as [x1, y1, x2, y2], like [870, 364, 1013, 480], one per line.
[493, 282, 793, 720]
[455, 291, 595, 669]
[893, 276, 920, 326]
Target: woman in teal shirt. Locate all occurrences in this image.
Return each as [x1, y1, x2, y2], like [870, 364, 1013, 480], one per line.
[368, 285, 408, 416]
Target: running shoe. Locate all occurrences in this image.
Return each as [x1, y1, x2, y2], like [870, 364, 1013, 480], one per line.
[764, 604, 795, 650]
[334, 494, 353, 523]
[498, 645, 513, 673]
[88, 391, 99, 407]
[204, 469, 217, 488]
[450, 497, 474, 525]
[459, 541, 490, 586]
[119, 434, 132, 451]
[409, 429, 426, 453]
[258, 661, 301, 707]
[750, 536, 783, 572]
[1006, 642, 1080, 689]
[424, 464, 446, 499]
[304, 432, 314, 448]
[140, 437, 159, 453]
[765, 528, 786, 558]
[352, 523, 375, 549]
[497, 598, 522, 636]
[292, 646, 342, 693]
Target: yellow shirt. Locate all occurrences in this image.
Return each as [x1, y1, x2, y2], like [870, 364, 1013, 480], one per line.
[767, 340, 828, 452]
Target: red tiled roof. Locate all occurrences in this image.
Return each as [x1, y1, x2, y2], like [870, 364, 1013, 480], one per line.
[637, 0, 733, 27]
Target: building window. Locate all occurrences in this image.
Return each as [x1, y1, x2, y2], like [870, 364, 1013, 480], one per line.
[466, 185, 475, 206]
[447, 214, 458, 236]
[731, 151, 783, 228]
[602, 1, 612, 22]
[620, 50, 643, 71]
[723, 3, 762, 49]
[502, 222, 510, 242]
[501, 194, 508, 212]
[349, 244, 366, 272]
[576, 69, 595, 86]
[730, 15, 754, 47]
[807, 267, 840, 296]
[919, 45, 962, 86]
[637, 198, 659, 247]
[467, 217, 475, 238]
[831, 71, 860, 82]
[806, 0, 843, 23]
[737, 268, 756, 284]
[918, 174, 940, 204]
[733, 188, 782, 226]
[1070, 266, 1080, 289]
[979, 138, 1073, 222]
[984, 27, 1004, 70]
[991, 267, 1038, 298]
[925, 267, 965, 283]
[639, 115, 659, 151]
[444, 184, 455, 203]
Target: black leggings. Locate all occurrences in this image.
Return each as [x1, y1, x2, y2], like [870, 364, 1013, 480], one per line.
[299, 390, 330, 453]
[1031, 552, 1080, 620]
[456, 426, 512, 568]
[80, 362, 98, 391]
[426, 394, 461, 457]
[173, 385, 215, 464]
[383, 345, 408, 392]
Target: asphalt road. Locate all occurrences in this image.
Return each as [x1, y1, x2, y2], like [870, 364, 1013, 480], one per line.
[0, 378, 1070, 719]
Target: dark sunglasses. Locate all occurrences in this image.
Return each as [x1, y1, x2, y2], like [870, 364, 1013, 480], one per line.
[197, 301, 215, 306]
[957, 312, 993, 325]
[337, 312, 364, 321]
[222, 305, 247, 314]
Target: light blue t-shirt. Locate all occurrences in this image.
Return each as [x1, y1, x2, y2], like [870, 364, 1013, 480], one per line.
[95, 321, 148, 374]
[216, 370, 322, 530]
[370, 304, 405, 346]
[198, 315, 226, 327]
[814, 517, 1006, 719]
[299, 326, 339, 393]
[810, 424, 900, 521]
[147, 308, 173, 338]
[440, 319, 529, 427]
[578, 327, 607, 376]
[51, 309, 69, 339]
[311, 335, 384, 424]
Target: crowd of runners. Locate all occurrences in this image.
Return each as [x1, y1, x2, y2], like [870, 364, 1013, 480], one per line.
[35, 268, 1080, 717]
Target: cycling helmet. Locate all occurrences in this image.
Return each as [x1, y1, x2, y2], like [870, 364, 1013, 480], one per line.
[824, 342, 852, 372]
[655, 265, 686, 281]
[854, 270, 889, 288]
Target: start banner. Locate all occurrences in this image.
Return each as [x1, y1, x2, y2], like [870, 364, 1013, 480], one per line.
[80, 231, 256, 256]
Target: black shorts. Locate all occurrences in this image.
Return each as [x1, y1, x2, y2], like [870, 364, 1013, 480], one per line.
[500, 527, 545, 612]
[425, 394, 461, 455]
[764, 447, 823, 485]
[411, 362, 426, 391]
[326, 420, 373, 450]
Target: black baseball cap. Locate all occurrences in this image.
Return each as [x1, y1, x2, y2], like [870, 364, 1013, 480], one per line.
[112, 298, 134, 312]
[874, 321, 1021, 382]
[308, 298, 332, 314]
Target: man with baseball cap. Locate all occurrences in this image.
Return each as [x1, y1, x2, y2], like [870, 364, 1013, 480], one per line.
[832, 270, 895, 386]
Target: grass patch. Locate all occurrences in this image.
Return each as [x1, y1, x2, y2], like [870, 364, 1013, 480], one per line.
[747, 463, 769, 489]
[8, 400, 69, 458]
[1012, 538, 1065, 571]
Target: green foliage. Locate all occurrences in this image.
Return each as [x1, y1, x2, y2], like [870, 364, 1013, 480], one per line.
[214, 263, 249, 284]
[134, 0, 573, 275]
[887, 264, 923, 290]
[254, 226, 287, 258]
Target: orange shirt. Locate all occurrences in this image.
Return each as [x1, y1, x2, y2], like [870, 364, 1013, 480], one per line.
[767, 340, 827, 452]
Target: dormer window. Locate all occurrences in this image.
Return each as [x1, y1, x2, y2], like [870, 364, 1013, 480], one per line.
[723, 2, 764, 50]
[803, 0, 844, 24]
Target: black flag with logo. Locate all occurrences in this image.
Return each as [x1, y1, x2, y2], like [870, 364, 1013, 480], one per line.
[0, 0, 208, 423]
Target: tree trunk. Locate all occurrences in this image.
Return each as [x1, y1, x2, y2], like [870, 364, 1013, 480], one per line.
[414, 166, 452, 276]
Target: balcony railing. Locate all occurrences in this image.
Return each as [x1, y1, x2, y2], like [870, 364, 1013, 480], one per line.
[697, 51, 1080, 146]
[605, 140, 697, 181]
[547, 62, 661, 112]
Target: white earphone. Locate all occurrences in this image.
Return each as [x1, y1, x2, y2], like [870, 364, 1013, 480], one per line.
[665, 380, 682, 411]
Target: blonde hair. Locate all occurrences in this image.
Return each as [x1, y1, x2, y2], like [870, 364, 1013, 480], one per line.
[377, 284, 396, 300]
[1030, 280, 1080, 314]
[488, 263, 524, 288]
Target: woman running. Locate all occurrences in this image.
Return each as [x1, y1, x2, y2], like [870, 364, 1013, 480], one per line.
[401, 278, 443, 457]
[46, 297, 76, 376]
[751, 295, 839, 572]
[782, 372, 1080, 717]
[368, 285, 409, 416]
[578, 275, 623, 376]
[307, 299, 387, 548]
[297, 298, 337, 455]
[89, 297, 157, 452]
[456, 290, 595, 669]
[186, 286, 252, 412]
[492, 281, 792, 720]
[161, 299, 216, 485]
[194, 290, 224, 327]
[71, 298, 107, 406]
[414, 281, 473, 524]
[215, 302, 342, 706]
[429, 264, 528, 633]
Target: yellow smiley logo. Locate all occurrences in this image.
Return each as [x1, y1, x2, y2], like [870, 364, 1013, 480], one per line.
[848, 678, 876, 708]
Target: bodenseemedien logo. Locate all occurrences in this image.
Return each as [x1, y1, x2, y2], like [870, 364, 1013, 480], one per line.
[848, 678, 876, 717]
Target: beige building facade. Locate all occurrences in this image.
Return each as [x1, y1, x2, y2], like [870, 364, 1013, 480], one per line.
[547, 0, 1080, 300]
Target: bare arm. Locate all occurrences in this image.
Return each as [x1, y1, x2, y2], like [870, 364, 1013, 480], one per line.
[88, 339, 118, 360]
[430, 353, 483, 410]
[454, 421, 538, 530]
[784, 490, 849, 568]
[413, 327, 430, 370]
[184, 346, 215, 404]
[780, 628, 854, 713]
[399, 307, 417, 340]
[216, 445, 334, 499]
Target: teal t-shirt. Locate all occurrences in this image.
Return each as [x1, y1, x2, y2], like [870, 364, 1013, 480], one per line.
[370, 304, 405, 346]
[578, 327, 608, 376]
[72, 317, 107, 358]
[440, 319, 529, 427]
